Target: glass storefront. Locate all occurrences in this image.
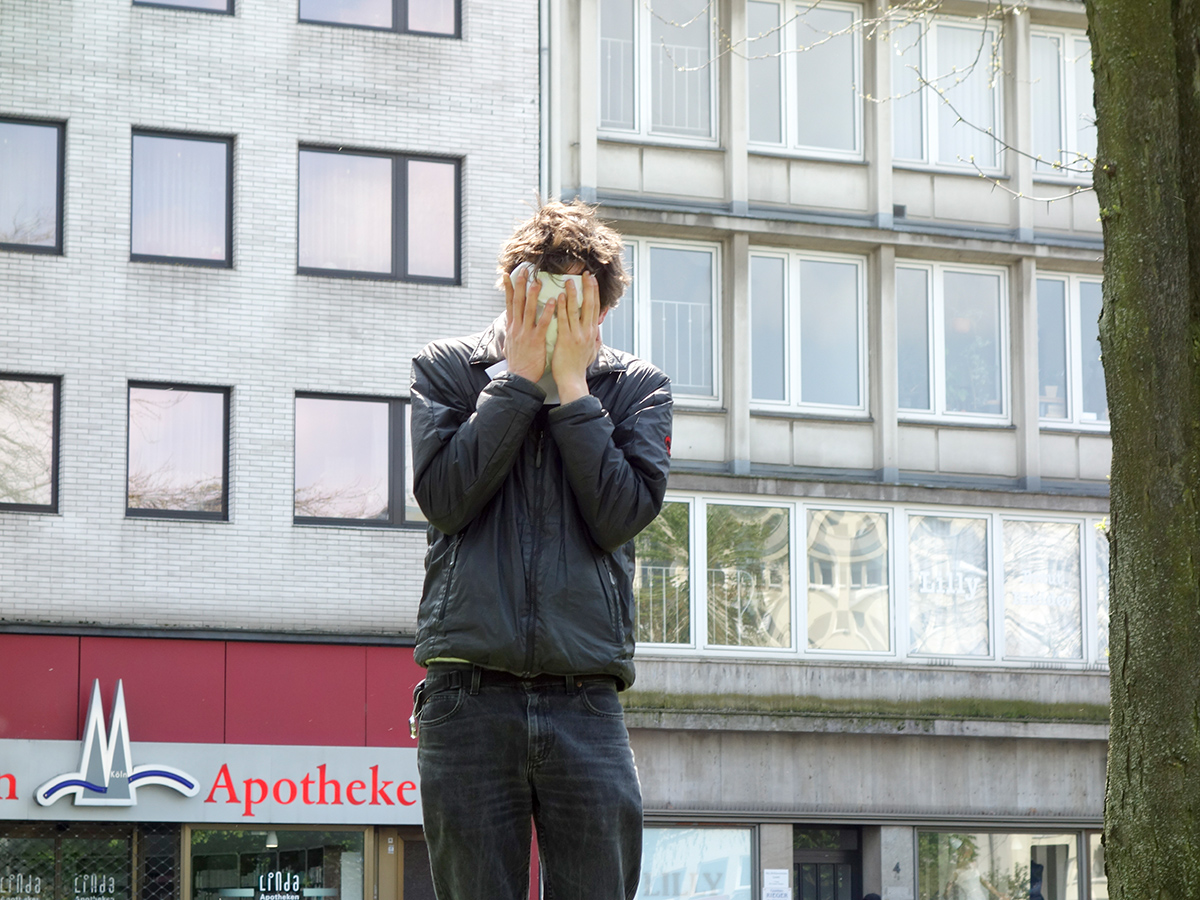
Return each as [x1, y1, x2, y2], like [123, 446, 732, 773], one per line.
[918, 832, 1080, 900]
[635, 827, 752, 900]
[0, 825, 132, 900]
[189, 830, 365, 900]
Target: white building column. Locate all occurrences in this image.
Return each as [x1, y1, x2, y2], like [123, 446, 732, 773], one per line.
[1015, 256, 1041, 490]
[873, 243, 899, 482]
[1009, 6, 1034, 242]
[728, 231, 752, 474]
[726, 0, 749, 215]
[866, 0, 893, 228]
[577, 0, 598, 201]
[758, 825, 793, 894]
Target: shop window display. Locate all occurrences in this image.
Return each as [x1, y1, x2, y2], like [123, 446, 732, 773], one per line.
[190, 830, 364, 900]
[918, 832, 1079, 900]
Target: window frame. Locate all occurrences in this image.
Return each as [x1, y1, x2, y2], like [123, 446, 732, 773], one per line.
[132, 0, 233, 15]
[296, 146, 461, 284]
[635, 491, 1109, 668]
[129, 129, 234, 268]
[293, 392, 424, 529]
[891, 16, 1006, 174]
[895, 260, 1011, 425]
[607, 237, 723, 406]
[748, 246, 869, 415]
[1036, 272, 1108, 432]
[0, 373, 61, 514]
[745, 0, 865, 161]
[597, 0, 720, 146]
[1030, 26, 1094, 183]
[0, 117, 65, 256]
[125, 381, 231, 522]
[298, 0, 460, 38]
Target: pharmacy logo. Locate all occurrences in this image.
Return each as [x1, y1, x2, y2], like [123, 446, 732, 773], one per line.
[36, 679, 200, 807]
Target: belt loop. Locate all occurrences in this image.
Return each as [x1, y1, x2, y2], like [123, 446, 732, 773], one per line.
[470, 665, 482, 695]
[565, 674, 575, 693]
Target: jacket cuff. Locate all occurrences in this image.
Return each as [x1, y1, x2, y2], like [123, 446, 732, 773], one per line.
[493, 371, 548, 401]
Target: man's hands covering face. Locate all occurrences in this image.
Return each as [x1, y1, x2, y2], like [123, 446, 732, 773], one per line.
[503, 267, 555, 383]
[550, 273, 601, 404]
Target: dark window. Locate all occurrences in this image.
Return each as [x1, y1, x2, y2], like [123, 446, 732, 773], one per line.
[297, 147, 459, 282]
[0, 119, 64, 253]
[127, 382, 230, 520]
[0, 374, 59, 512]
[299, 0, 458, 37]
[294, 393, 426, 527]
[131, 131, 232, 266]
[133, 0, 233, 13]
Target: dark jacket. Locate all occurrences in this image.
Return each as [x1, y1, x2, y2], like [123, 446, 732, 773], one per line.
[409, 318, 673, 689]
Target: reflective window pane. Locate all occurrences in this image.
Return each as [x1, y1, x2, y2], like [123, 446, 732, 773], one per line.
[408, 0, 456, 34]
[0, 378, 56, 507]
[750, 254, 786, 401]
[295, 398, 389, 520]
[707, 504, 790, 648]
[807, 509, 889, 652]
[600, 0, 636, 130]
[917, 832, 1079, 900]
[891, 24, 924, 161]
[300, 0, 391, 27]
[635, 828, 752, 900]
[747, 1, 782, 144]
[131, 135, 228, 262]
[896, 267, 931, 410]
[1095, 522, 1109, 661]
[404, 404, 426, 523]
[406, 159, 457, 279]
[603, 245, 636, 354]
[299, 150, 392, 273]
[1078, 281, 1107, 422]
[1031, 34, 1064, 172]
[649, 247, 714, 396]
[908, 515, 989, 656]
[0, 121, 59, 248]
[936, 25, 999, 168]
[1073, 38, 1096, 169]
[795, 5, 857, 152]
[634, 501, 691, 644]
[1003, 520, 1083, 659]
[1087, 833, 1107, 900]
[191, 830, 365, 900]
[1037, 278, 1069, 419]
[800, 259, 859, 406]
[128, 386, 226, 514]
[943, 271, 1002, 415]
[650, 0, 712, 138]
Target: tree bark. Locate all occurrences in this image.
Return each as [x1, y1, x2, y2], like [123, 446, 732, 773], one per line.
[1085, 0, 1200, 897]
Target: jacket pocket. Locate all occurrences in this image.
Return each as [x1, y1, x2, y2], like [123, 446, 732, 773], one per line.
[434, 533, 465, 632]
[598, 556, 623, 644]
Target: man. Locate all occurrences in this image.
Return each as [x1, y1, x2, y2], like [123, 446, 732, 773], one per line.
[408, 199, 673, 900]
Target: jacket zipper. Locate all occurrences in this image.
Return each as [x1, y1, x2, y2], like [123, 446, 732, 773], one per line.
[435, 533, 464, 631]
[601, 556, 622, 642]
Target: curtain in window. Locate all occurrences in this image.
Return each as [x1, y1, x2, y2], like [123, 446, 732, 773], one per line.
[299, 150, 392, 273]
[0, 122, 58, 246]
[131, 135, 227, 260]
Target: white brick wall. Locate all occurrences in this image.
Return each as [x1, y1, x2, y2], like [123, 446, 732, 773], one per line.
[1, 0, 540, 634]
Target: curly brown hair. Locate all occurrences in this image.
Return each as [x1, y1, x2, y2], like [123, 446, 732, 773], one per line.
[496, 199, 630, 310]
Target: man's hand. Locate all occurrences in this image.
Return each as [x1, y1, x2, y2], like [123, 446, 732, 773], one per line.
[503, 267, 555, 383]
[551, 272, 601, 403]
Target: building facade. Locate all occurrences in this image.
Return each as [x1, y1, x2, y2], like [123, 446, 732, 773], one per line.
[2, 1, 1109, 899]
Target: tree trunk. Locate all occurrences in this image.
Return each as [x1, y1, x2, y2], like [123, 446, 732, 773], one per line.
[1084, 1, 1200, 897]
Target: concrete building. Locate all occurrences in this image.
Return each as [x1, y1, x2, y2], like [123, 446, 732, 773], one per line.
[1, 1, 1108, 899]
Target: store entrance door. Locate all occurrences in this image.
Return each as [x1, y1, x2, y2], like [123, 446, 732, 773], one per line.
[792, 826, 862, 900]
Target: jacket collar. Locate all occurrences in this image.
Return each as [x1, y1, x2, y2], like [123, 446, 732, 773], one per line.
[469, 314, 626, 377]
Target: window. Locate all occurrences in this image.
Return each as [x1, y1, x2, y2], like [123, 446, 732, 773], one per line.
[294, 394, 425, 527]
[747, 1, 863, 158]
[191, 829, 367, 900]
[1037, 275, 1107, 428]
[299, 0, 457, 36]
[1031, 29, 1095, 179]
[0, 118, 63, 253]
[298, 148, 459, 282]
[1002, 519, 1082, 660]
[0, 374, 59, 512]
[917, 832, 1080, 900]
[896, 263, 1009, 422]
[750, 249, 867, 412]
[601, 238, 720, 401]
[131, 131, 232, 265]
[634, 495, 1108, 665]
[892, 17, 1004, 171]
[807, 509, 890, 652]
[907, 514, 990, 657]
[134, 0, 232, 13]
[794, 826, 861, 900]
[127, 383, 229, 520]
[635, 827, 752, 900]
[599, 0, 717, 142]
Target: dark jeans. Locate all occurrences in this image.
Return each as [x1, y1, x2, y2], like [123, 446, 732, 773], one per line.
[416, 663, 643, 900]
